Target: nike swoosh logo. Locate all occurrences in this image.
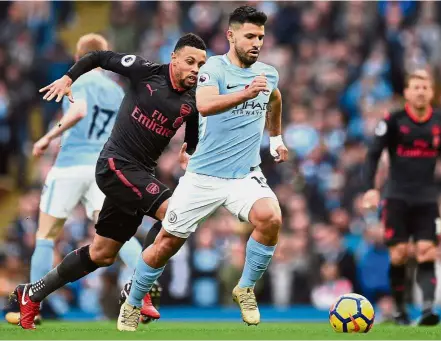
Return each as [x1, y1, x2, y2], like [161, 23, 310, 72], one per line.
[227, 84, 239, 89]
[21, 285, 29, 306]
[349, 315, 360, 332]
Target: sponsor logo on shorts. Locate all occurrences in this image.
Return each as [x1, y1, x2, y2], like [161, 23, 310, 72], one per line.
[146, 183, 160, 195]
[168, 211, 177, 224]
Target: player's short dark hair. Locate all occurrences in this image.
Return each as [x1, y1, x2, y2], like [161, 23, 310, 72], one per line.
[174, 33, 206, 52]
[229, 5, 267, 27]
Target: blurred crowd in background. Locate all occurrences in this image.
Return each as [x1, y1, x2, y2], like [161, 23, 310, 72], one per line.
[1, 1, 441, 321]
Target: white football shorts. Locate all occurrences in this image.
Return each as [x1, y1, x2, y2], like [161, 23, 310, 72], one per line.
[40, 165, 105, 220]
[163, 170, 278, 238]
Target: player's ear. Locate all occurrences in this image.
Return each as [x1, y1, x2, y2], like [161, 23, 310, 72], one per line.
[429, 87, 435, 102]
[171, 51, 178, 65]
[226, 29, 234, 44]
[403, 87, 409, 100]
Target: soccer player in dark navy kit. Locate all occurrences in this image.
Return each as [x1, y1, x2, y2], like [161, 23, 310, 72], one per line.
[11, 33, 207, 330]
[363, 70, 440, 326]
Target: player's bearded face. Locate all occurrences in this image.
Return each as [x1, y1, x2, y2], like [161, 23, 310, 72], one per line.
[231, 23, 265, 66]
[172, 47, 207, 89]
[405, 78, 434, 110]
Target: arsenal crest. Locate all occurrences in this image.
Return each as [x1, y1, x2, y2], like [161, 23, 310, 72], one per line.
[432, 125, 440, 148]
[146, 183, 160, 195]
[173, 104, 192, 129]
[180, 104, 192, 117]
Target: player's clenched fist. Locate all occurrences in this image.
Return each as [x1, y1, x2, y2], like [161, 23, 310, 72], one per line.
[32, 136, 51, 157]
[362, 189, 380, 210]
[244, 73, 269, 99]
[39, 75, 74, 103]
[273, 145, 288, 163]
[178, 142, 191, 171]
[269, 135, 288, 164]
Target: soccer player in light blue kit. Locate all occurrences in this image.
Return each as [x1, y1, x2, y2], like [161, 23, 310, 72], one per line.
[11, 34, 142, 324]
[120, 6, 288, 330]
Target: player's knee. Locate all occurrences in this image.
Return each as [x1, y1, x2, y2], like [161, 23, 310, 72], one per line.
[266, 212, 282, 232]
[146, 231, 185, 267]
[156, 236, 182, 258]
[251, 205, 282, 246]
[91, 252, 117, 267]
[389, 244, 409, 265]
[89, 244, 118, 267]
[254, 206, 282, 231]
[416, 242, 437, 263]
[36, 220, 64, 240]
[250, 199, 282, 231]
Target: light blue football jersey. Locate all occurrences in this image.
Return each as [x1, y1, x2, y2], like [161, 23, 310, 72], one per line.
[187, 54, 279, 178]
[54, 70, 124, 167]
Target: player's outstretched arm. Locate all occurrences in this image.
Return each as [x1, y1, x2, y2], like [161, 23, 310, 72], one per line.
[66, 51, 155, 83]
[33, 100, 87, 157]
[40, 52, 155, 102]
[40, 75, 74, 103]
[266, 88, 288, 163]
[196, 73, 268, 117]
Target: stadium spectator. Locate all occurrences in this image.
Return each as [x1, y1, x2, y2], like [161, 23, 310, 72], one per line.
[1, 1, 441, 320]
[311, 261, 353, 310]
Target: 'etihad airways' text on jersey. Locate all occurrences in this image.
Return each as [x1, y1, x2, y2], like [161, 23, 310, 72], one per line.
[187, 55, 279, 178]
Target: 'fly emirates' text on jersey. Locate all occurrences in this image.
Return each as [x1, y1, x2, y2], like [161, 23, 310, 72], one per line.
[66, 51, 199, 173]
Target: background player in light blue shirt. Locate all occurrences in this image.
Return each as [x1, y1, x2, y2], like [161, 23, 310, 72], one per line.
[54, 68, 122, 167]
[22, 34, 143, 324]
[124, 6, 289, 330]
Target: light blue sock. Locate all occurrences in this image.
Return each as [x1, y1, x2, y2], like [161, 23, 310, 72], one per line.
[30, 239, 55, 282]
[119, 237, 143, 271]
[238, 237, 276, 288]
[127, 255, 165, 308]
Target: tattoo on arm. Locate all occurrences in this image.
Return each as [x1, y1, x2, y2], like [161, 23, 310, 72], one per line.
[266, 103, 273, 130]
[266, 89, 282, 135]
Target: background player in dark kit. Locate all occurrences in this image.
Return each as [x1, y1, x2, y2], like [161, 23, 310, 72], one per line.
[363, 70, 440, 326]
[12, 33, 207, 330]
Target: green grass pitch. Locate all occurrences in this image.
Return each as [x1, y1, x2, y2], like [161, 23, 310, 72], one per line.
[0, 321, 440, 340]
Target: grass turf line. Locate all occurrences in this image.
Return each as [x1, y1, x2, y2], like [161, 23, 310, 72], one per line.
[0, 321, 440, 340]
